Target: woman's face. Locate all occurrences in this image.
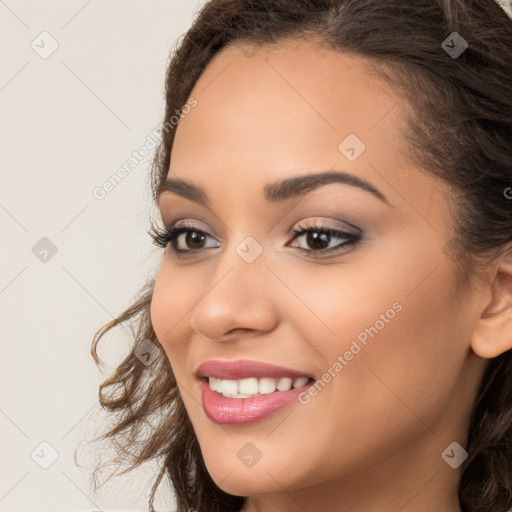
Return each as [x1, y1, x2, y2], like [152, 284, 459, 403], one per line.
[150, 40, 489, 510]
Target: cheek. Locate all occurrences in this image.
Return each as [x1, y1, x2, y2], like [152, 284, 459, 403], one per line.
[278, 263, 403, 359]
[150, 265, 192, 357]
[274, 279, 464, 481]
[290, 258, 465, 421]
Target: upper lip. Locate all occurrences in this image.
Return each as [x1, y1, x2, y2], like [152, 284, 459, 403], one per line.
[195, 359, 314, 380]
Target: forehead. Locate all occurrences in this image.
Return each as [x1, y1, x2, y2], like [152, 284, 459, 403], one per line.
[165, 39, 449, 221]
[174, 40, 403, 151]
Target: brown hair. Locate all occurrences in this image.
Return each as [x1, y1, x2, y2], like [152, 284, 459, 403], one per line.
[89, 1, 512, 510]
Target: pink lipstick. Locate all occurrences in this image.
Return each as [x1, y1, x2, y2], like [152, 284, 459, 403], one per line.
[195, 359, 315, 425]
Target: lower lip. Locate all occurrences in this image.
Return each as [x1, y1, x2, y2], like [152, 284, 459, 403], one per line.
[200, 378, 313, 425]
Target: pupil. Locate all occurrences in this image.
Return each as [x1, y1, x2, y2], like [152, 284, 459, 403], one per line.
[308, 231, 329, 250]
[187, 231, 205, 249]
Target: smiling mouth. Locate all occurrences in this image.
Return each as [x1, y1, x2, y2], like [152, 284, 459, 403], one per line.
[201, 376, 315, 398]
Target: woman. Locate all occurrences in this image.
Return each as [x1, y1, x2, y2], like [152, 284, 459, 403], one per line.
[90, 0, 512, 510]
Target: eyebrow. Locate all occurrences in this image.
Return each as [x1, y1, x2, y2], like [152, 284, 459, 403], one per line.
[156, 170, 390, 207]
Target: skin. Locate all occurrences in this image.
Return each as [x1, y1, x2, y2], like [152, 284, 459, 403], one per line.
[150, 38, 512, 512]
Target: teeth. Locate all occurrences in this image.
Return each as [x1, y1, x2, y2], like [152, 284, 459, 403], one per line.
[211, 377, 221, 392]
[239, 378, 259, 395]
[277, 377, 293, 391]
[220, 379, 238, 397]
[259, 377, 276, 394]
[208, 376, 311, 398]
[292, 377, 309, 389]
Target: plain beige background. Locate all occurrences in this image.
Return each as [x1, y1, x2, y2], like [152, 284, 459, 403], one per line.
[0, 1, 207, 510]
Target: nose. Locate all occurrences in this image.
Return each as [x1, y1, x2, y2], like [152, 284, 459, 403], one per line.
[189, 241, 279, 343]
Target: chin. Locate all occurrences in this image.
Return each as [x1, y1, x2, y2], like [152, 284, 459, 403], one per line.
[210, 468, 283, 497]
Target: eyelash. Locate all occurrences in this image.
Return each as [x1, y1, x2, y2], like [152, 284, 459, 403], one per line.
[149, 220, 362, 258]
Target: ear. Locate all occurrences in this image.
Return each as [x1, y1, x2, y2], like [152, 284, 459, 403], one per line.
[471, 245, 512, 359]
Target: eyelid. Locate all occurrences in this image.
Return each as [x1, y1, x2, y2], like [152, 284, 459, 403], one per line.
[288, 217, 361, 236]
[164, 217, 223, 240]
[165, 217, 359, 241]
[151, 217, 363, 260]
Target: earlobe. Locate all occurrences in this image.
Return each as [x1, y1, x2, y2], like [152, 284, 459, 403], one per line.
[471, 251, 512, 359]
[471, 312, 512, 359]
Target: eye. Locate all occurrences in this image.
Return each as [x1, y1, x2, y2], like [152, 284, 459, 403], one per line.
[149, 218, 362, 259]
[149, 221, 220, 255]
[287, 220, 362, 257]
